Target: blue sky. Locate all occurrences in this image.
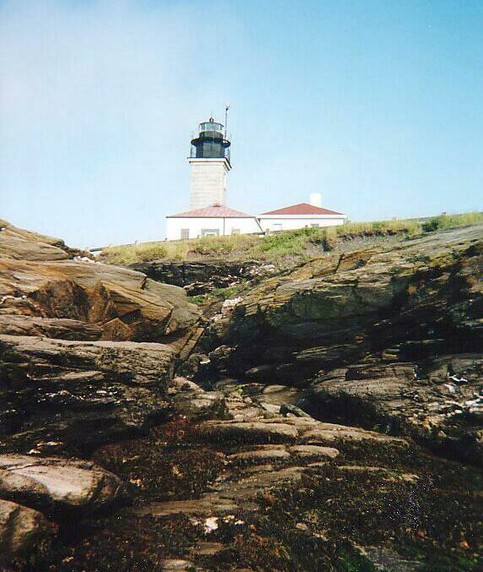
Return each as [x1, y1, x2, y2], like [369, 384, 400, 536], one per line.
[1, 0, 482, 248]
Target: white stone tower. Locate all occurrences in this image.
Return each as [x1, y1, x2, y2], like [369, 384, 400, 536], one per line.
[188, 117, 231, 210]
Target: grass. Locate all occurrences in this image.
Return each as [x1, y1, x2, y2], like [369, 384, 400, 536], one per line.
[99, 211, 483, 266]
[103, 241, 188, 265]
[190, 285, 242, 306]
[421, 211, 483, 232]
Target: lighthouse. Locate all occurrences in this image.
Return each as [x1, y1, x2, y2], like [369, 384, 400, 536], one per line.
[188, 117, 231, 210]
[165, 112, 347, 240]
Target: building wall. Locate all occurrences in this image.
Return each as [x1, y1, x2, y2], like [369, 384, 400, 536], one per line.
[189, 158, 230, 209]
[258, 214, 346, 232]
[166, 216, 261, 241]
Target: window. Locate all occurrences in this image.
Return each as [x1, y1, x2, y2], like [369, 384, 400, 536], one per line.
[231, 228, 240, 235]
[201, 229, 220, 237]
[273, 223, 282, 231]
[180, 228, 190, 240]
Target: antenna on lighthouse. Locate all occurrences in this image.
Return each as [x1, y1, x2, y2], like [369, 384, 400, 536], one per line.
[224, 103, 230, 139]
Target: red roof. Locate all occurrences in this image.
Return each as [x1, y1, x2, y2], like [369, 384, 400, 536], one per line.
[260, 203, 343, 216]
[168, 205, 254, 218]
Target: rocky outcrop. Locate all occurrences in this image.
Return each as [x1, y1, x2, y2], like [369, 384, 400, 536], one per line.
[298, 354, 483, 465]
[0, 257, 200, 343]
[0, 220, 201, 344]
[197, 226, 483, 466]
[0, 333, 177, 454]
[1, 220, 482, 569]
[0, 221, 205, 565]
[137, 378, 406, 521]
[0, 315, 102, 340]
[130, 259, 273, 295]
[0, 221, 202, 456]
[0, 218, 81, 261]
[205, 226, 482, 382]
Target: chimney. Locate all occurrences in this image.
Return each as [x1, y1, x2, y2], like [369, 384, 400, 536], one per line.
[310, 193, 322, 207]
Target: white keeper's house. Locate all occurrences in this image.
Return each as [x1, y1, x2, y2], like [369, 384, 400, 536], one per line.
[165, 115, 346, 241]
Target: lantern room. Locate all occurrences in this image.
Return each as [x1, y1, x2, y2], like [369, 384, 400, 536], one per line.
[190, 117, 231, 163]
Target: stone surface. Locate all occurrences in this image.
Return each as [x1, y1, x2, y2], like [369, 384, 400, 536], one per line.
[160, 559, 196, 571]
[0, 335, 175, 453]
[205, 226, 482, 382]
[0, 498, 54, 563]
[0, 220, 200, 345]
[353, 545, 423, 572]
[199, 421, 299, 444]
[0, 219, 76, 261]
[0, 455, 126, 512]
[0, 257, 200, 343]
[129, 259, 265, 295]
[1, 220, 481, 570]
[299, 355, 483, 464]
[0, 315, 102, 340]
[287, 445, 340, 460]
[299, 423, 406, 445]
[169, 377, 228, 420]
[0, 220, 202, 454]
[227, 446, 291, 464]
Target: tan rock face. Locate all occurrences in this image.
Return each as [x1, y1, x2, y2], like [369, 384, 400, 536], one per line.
[0, 455, 126, 512]
[0, 220, 201, 344]
[0, 315, 102, 340]
[0, 335, 176, 386]
[0, 219, 71, 261]
[0, 258, 200, 343]
[0, 498, 54, 563]
[0, 221, 201, 455]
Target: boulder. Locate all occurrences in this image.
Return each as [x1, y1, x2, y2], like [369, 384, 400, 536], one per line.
[0, 498, 54, 563]
[0, 258, 200, 343]
[0, 218, 75, 261]
[0, 455, 126, 512]
[169, 377, 228, 420]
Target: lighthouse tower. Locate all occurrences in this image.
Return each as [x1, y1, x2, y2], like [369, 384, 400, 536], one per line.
[188, 117, 231, 210]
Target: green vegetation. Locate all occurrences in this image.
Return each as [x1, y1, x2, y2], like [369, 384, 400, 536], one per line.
[190, 285, 242, 306]
[100, 211, 482, 266]
[103, 241, 187, 265]
[421, 211, 483, 232]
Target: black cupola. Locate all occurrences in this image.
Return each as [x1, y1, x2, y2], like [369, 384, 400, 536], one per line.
[190, 117, 231, 163]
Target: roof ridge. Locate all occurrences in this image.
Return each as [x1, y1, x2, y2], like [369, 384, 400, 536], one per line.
[168, 204, 254, 218]
[260, 202, 344, 216]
